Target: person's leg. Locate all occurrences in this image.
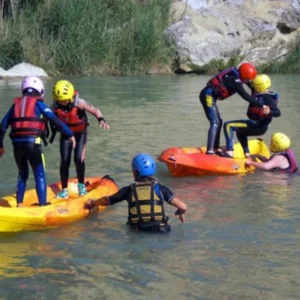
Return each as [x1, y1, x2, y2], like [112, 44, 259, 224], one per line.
[237, 125, 268, 156]
[27, 144, 47, 206]
[200, 88, 222, 154]
[74, 132, 87, 195]
[57, 137, 73, 198]
[13, 143, 29, 207]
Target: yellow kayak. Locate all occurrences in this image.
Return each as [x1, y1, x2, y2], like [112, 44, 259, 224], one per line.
[0, 176, 118, 233]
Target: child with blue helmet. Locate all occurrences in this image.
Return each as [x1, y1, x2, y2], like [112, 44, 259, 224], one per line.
[84, 153, 187, 232]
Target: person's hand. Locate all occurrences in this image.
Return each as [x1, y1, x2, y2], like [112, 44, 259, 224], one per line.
[175, 209, 186, 223]
[0, 147, 4, 158]
[262, 105, 270, 115]
[245, 158, 253, 169]
[69, 136, 76, 149]
[84, 199, 96, 210]
[99, 121, 110, 130]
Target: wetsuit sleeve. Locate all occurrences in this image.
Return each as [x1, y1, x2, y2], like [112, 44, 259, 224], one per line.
[263, 94, 281, 117]
[0, 105, 14, 147]
[108, 185, 132, 205]
[36, 101, 73, 137]
[224, 76, 263, 107]
[156, 184, 175, 203]
[77, 99, 103, 119]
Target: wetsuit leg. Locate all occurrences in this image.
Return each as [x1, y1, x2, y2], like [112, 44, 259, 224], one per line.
[223, 119, 250, 151]
[27, 144, 47, 206]
[13, 144, 29, 204]
[200, 87, 222, 152]
[73, 132, 87, 184]
[236, 125, 268, 154]
[59, 136, 73, 189]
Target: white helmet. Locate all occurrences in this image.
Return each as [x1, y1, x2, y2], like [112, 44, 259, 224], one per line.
[21, 76, 45, 97]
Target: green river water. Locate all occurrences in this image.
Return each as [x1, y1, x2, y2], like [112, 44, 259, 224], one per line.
[0, 74, 299, 299]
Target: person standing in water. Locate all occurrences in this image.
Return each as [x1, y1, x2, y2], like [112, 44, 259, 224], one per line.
[84, 153, 187, 232]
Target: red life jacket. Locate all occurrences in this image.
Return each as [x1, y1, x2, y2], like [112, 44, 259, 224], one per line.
[272, 149, 298, 173]
[206, 67, 239, 100]
[247, 92, 278, 120]
[54, 92, 87, 133]
[10, 96, 46, 137]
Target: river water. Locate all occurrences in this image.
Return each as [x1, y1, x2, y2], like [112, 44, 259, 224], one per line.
[0, 75, 299, 299]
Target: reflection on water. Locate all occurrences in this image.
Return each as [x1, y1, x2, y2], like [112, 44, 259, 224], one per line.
[0, 75, 300, 298]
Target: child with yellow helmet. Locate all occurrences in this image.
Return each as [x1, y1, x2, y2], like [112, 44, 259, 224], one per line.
[50, 80, 110, 199]
[221, 74, 281, 158]
[246, 133, 298, 173]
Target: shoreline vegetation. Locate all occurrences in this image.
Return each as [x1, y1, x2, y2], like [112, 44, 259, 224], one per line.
[0, 0, 299, 76]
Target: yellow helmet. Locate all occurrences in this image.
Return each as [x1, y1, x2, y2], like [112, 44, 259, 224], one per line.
[53, 80, 75, 102]
[270, 132, 291, 152]
[251, 74, 271, 93]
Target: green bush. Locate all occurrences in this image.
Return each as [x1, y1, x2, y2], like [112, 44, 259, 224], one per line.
[0, 0, 173, 75]
[258, 44, 300, 73]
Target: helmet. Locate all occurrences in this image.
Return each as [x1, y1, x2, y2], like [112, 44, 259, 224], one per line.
[251, 74, 271, 93]
[238, 62, 257, 82]
[132, 153, 156, 178]
[270, 132, 291, 152]
[53, 80, 74, 102]
[21, 76, 44, 96]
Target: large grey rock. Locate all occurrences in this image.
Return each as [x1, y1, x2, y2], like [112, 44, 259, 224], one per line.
[5, 62, 48, 78]
[167, 0, 300, 68]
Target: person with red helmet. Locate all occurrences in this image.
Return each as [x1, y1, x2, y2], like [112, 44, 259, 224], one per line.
[199, 62, 269, 155]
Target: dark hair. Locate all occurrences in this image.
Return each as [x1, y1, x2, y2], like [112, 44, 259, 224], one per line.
[22, 88, 41, 97]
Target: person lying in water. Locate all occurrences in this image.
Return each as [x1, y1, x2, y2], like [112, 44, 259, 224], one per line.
[84, 153, 187, 232]
[246, 132, 298, 173]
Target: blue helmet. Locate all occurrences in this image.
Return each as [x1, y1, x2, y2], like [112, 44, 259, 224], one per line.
[132, 153, 156, 178]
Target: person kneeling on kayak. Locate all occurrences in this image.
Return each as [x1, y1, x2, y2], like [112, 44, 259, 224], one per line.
[0, 76, 76, 207]
[222, 74, 280, 158]
[84, 153, 187, 232]
[246, 132, 298, 173]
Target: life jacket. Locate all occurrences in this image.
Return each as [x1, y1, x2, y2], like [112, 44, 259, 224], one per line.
[272, 149, 298, 173]
[128, 181, 170, 231]
[54, 92, 87, 133]
[206, 67, 240, 100]
[10, 96, 46, 138]
[247, 92, 279, 120]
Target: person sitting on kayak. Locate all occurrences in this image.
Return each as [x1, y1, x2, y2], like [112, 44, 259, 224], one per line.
[0, 76, 76, 207]
[199, 62, 269, 155]
[50, 80, 110, 199]
[246, 133, 298, 173]
[84, 153, 187, 232]
[221, 74, 281, 158]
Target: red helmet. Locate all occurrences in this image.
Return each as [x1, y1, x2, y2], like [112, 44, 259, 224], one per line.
[238, 62, 257, 82]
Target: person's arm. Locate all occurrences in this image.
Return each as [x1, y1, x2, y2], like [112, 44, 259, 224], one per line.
[37, 101, 73, 138]
[159, 184, 187, 223]
[170, 196, 187, 223]
[246, 155, 288, 171]
[0, 106, 14, 155]
[77, 99, 110, 129]
[84, 186, 131, 209]
[249, 154, 269, 162]
[263, 94, 281, 118]
[225, 76, 264, 107]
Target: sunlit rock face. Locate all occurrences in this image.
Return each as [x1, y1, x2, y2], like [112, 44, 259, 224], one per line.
[167, 0, 300, 67]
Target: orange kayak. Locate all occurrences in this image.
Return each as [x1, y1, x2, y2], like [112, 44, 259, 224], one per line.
[0, 176, 118, 233]
[158, 138, 270, 176]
